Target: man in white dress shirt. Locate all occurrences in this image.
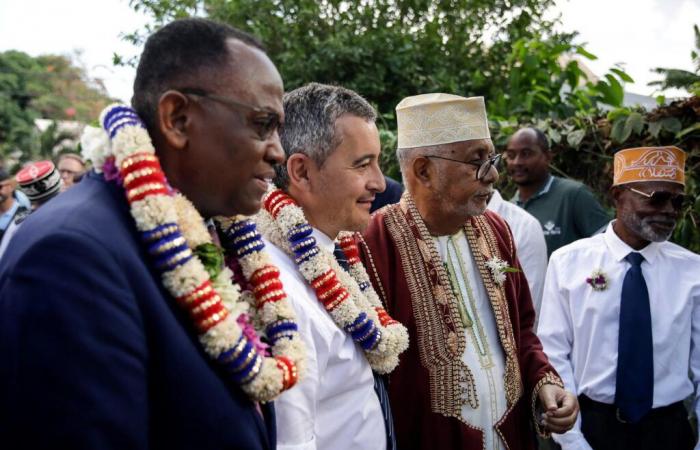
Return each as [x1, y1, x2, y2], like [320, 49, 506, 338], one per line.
[261, 83, 391, 450]
[487, 189, 548, 317]
[538, 146, 699, 450]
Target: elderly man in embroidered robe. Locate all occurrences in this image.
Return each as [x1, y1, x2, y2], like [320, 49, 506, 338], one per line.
[538, 146, 699, 450]
[254, 83, 408, 450]
[356, 93, 579, 450]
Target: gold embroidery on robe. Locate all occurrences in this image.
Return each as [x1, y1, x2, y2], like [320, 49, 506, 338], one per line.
[384, 194, 523, 422]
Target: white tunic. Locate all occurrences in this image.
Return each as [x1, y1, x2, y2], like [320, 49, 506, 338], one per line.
[487, 190, 548, 317]
[538, 222, 700, 450]
[266, 229, 386, 450]
[436, 231, 508, 450]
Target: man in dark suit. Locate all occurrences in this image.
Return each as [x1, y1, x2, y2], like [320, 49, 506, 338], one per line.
[0, 18, 285, 449]
[370, 175, 404, 213]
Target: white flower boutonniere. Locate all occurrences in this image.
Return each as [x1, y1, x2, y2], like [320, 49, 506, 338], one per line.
[485, 257, 519, 286]
[80, 125, 110, 172]
[586, 269, 608, 291]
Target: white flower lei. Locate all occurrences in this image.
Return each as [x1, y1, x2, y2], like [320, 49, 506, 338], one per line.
[255, 188, 409, 374]
[83, 104, 306, 402]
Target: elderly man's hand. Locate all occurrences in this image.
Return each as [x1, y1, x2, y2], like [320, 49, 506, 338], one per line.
[538, 384, 579, 434]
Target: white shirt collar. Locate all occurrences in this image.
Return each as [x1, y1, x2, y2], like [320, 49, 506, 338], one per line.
[487, 190, 503, 210]
[312, 227, 336, 253]
[603, 220, 661, 264]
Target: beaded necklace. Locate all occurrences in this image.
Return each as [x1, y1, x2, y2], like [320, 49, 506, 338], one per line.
[83, 104, 306, 401]
[255, 188, 408, 373]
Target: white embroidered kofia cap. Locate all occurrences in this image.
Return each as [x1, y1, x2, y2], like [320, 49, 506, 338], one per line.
[395, 93, 490, 149]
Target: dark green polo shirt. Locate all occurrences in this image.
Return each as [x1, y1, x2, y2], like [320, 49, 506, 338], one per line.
[511, 175, 611, 257]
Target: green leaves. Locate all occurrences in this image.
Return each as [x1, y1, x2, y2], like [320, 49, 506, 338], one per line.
[194, 243, 225, 280]
[575, 46, 598, 60]
[598, 74, 625, 106]
[610, 112, 644, 143]
[661, 117, 683, 134]
[648, 120, 664, 138]
[678, 122, 700, 139]
[0, 50, 113, 165]
[647, 117, 682, 139]
[610, 68, 634, 83]
[566, 129, 586, 147]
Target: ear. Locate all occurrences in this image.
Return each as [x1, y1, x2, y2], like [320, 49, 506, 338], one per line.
[412, 156, 434, 187]
[610, 186, 623, 208]
[286, 153, 314, 194]
[156, 90, 191, 151]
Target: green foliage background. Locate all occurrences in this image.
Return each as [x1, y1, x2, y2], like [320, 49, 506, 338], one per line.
[119, 0, 700, 251]
[498, 97, 700, 252]
[0, 51, 113, 165]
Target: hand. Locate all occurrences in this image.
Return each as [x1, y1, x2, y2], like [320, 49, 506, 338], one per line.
[538, 384, 579, 434]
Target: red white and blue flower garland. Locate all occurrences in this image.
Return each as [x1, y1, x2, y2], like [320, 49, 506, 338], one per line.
[82, 104, 305, 402]
[256, 189, 409, 374]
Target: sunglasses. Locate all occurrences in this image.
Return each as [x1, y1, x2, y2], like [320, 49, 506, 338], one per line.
[624, 186, 686, 209]
[178, 88, 282, 141]
[425, 153, 502, 181]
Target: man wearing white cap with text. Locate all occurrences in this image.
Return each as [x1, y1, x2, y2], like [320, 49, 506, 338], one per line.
[356, 93, 578, 450]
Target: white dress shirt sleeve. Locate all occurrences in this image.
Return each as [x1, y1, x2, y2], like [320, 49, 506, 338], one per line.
[517, 217, 548, 318]
[538, 254, 592, 450]
[486, 191, 548, 318]
[691, 285, 700, 450]
[273, 271, 321, 450]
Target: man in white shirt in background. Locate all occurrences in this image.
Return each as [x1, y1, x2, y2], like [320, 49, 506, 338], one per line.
[538, 146, 699, 450]
[256, 83, 406, 450]
[487, 190, 547, 318]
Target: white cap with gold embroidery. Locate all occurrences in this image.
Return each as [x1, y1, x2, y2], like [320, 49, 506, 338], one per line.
[395, 93, 490, 149]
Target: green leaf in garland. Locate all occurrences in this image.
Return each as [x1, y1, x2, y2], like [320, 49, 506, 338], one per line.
[195, 243, 225, 279]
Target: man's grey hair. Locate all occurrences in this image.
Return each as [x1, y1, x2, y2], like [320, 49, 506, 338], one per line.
[274, 82, 377, 190]
[396, 144, 443, 184]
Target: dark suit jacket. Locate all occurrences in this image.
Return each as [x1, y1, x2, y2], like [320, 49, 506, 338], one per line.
[370, 176, 404, 213]
[0, 172, 275, 449]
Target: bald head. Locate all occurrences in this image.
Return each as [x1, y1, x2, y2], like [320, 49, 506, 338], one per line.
[509, 127, 549, 152]
[505, 127, 551, 187]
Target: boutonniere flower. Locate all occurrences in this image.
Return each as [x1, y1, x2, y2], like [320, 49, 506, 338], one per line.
[485, 257, 520, 286]
[586, 269, 608, 291]
[80, 125, 110, 172]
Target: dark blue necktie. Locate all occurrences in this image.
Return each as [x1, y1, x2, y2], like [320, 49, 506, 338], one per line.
[615, 252, 654, 423]
[333, 243, 396, 450]
[333, 243, 350, 271]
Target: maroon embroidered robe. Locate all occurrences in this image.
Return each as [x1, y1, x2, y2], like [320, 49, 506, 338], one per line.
[357, 197, 560, 450]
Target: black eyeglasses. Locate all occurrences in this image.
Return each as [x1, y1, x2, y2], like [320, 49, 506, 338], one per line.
[624, 186, 686, 209]
[178, 87, 282, 141]
[425, 153, 502, 181]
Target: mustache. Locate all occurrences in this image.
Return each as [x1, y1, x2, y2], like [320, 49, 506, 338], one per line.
[642, 215, 676, 226]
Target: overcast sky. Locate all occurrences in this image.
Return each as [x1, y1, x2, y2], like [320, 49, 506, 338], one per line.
[1, 0, 698, 103]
